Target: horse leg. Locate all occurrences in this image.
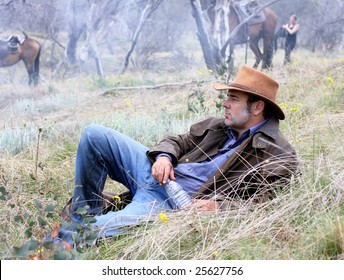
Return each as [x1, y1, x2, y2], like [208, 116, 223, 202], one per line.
[23, 61, 35, 86]
[249, 38, 261, 69]
[226, 45, 235, 74]
[23, 53, 40, 86]
[28, 70, 34, 86]
[262, 41, 274, 69]
[261, 33, 274, 69]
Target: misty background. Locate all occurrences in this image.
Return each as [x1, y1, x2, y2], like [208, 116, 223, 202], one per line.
[0, 0, 343, 81]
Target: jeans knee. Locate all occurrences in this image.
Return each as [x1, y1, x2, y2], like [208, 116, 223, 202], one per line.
[80, 124, 109, 147]
[83, 124, 105, 135]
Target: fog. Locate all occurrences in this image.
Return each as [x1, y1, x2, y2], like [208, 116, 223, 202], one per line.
[0, 0, 343, 78]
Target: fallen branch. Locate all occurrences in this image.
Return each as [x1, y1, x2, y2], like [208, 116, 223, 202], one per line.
[101, 80, 203, 96]
[320, 62, 344, 73]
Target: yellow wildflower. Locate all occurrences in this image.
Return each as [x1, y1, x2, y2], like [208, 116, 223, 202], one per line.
[326, 77, 334, 84]
[37, 247, 44, 254]
[112, 195, 121, 202]
[213, 250, 219, 255]
[159, 211, 169, 222]
[290, 107, 299, 112]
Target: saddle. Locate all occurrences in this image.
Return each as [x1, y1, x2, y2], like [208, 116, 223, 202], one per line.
[231, 1, 266, 44]
[237, 0, 266, 26]
[0, 34, 25, 54]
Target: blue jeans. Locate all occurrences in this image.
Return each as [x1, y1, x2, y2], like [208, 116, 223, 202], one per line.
[70, 124, 174, 240]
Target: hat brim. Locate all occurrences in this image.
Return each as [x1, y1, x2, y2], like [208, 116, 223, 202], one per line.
[213, 83, 285, 120]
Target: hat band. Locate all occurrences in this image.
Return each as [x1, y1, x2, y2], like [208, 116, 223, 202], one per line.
[229, 83, 273, 102]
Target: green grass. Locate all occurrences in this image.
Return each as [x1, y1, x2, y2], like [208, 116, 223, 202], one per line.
[0, 48, 344, 260]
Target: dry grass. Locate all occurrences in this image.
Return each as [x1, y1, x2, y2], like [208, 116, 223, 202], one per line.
[0, 48, 343, 259]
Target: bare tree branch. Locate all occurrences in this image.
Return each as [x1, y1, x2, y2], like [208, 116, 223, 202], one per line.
[320, 62, 344, 73]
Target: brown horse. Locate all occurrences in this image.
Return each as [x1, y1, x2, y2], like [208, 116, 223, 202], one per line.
[229, 2, 277, 69]
[0, 32, 41, 85]
[202, 0, 277, 69]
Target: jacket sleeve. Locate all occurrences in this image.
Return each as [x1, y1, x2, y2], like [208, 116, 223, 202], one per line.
[147, 117, 222, 164]
[146, 133, 195, 164]
[147, 129, 200, 165]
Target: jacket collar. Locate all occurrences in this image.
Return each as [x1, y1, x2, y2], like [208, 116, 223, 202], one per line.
[255, 117, 280, 139]
[251, 117, 280, 149]
[220, 117, 280, 149]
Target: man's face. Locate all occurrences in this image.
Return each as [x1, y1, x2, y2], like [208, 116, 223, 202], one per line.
[222, 90, 255, 134]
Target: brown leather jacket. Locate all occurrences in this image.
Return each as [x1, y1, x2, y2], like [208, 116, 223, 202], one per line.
[147, 117, 299, 203]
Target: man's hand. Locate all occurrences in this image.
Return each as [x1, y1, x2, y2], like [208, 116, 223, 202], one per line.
[190, 199, 220, 211]
[151, 156, 176, 185]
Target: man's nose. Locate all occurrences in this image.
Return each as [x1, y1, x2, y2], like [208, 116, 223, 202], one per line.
[222, 99, 230, 108]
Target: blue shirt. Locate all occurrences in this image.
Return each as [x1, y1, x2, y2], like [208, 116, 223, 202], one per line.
[158, 119, 269, 196]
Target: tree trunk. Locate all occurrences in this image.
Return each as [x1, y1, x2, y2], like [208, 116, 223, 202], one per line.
[190, 0, 223, 72]
[66, 0, 86, 64]
[66, 28, 84, 64]
[118, 0, 162, 75]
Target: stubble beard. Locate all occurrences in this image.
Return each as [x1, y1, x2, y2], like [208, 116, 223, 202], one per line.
[224, 107, 251, 129]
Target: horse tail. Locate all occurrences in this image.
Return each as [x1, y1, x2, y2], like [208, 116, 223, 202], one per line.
[33, 43, 41, 85]
[273, 28, 287, 53]
[273, 32, 278, 53]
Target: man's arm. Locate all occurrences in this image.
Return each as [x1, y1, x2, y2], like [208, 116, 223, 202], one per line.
[147, 132, 197, 165]
[147, 117, 225, 164]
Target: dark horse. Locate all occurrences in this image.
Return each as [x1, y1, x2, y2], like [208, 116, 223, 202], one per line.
[273, 27, 287, 52]
[0, 32, 41, 85]
[202, 0, 277, 69]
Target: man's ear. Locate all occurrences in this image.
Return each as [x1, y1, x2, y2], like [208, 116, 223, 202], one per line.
[253, 100, 265, 116]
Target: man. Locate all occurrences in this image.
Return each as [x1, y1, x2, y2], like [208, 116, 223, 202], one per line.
[48, 65, 299, 247]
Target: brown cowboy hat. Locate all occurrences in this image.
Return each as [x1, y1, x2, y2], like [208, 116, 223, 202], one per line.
[213, 65, 285, 120]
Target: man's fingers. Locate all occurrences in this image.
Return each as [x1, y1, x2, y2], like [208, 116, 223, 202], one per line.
[151, 158, 174, 185]
[158, 166, 168, 185]
[169, 168, 176, 181]
[154, 166, 166, 185]
[162, 173, 169, 185]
